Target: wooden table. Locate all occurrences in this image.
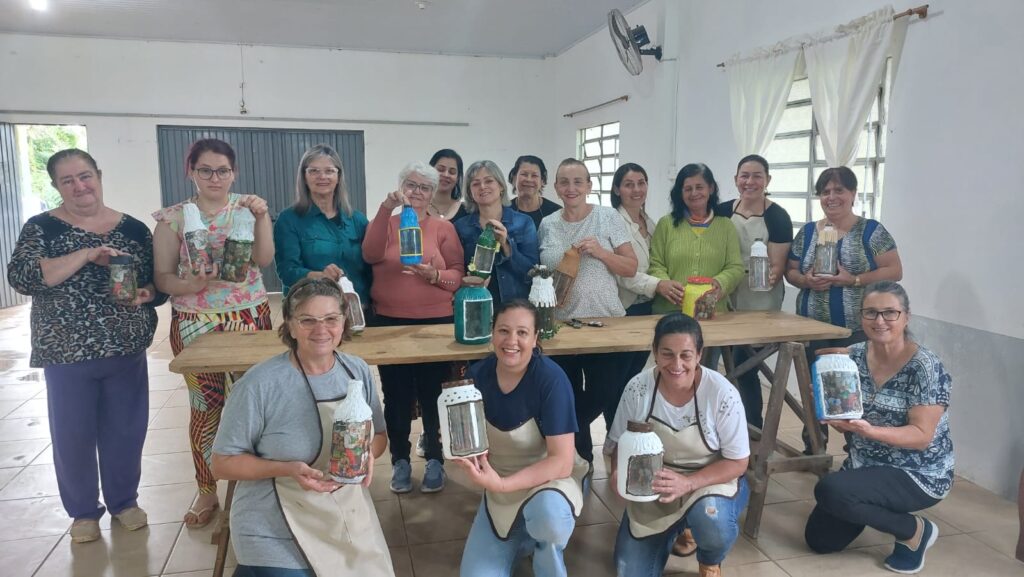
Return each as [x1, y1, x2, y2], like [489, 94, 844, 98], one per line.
[169, 310, 848, 570]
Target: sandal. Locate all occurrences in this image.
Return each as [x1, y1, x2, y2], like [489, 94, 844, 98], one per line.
[184, 496, 220, 529]
[670, 528, 697, 557]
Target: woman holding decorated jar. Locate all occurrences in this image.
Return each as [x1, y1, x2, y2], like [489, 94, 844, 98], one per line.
[427, 148, 468, 222]
[274, 144, 371, 302]
[785, 167, 902, 449]
[153, 138, 275, 529]
[714, 155, 793, 428]
[454, 160, 539, 306]
[363, 161, 465, 494]
[212, 277, 391, 576]
[606, 312, 750, 577]
[538, 158, 637, 463]
[805, 282, 952, 575]
[457, 300, 590, 577]
[8, 149, 163, 543]
[509, 155, 561, 229]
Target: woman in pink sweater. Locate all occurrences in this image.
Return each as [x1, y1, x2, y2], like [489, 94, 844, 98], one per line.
[362, 160, 465, 494]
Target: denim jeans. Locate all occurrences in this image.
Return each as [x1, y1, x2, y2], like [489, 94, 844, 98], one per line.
[614, 476, 750, 576]
[460, 490, 577, 577]
[233, 565, 314, 577]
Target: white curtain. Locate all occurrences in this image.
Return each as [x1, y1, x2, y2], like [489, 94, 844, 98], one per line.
[803, 6, 908, 167]
[725, 45, 800, 157]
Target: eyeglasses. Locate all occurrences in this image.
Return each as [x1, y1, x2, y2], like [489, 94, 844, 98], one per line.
[305, 167, 339, 177]
[294, 314, 345, 330]
[403, 180, 434, 194]
[861, 309, 903, 321]
[194, 167, 233, 180]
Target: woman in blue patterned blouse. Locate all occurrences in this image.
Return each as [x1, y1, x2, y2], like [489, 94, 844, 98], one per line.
[804, 282, 953, 575]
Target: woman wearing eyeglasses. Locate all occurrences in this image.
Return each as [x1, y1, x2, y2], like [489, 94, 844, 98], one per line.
[212, 278, 392, 577]
[274, 145, 371, 302]
[362, 161, 465, 494]
[805, 282, 953, 575]
[153, 138, 275, 529]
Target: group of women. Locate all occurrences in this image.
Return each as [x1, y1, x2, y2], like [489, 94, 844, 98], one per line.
[7, 140, 956, 577]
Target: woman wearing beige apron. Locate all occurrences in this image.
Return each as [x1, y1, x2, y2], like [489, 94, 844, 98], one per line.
[605, 313, 750, 577]
[457, 300, 591, 577]
[212, 278, 393, 577]
[715, 154, 793, 429]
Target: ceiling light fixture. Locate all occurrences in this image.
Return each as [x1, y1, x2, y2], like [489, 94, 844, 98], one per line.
[416, 1, 428, 9]
[29, 0, 48, 11]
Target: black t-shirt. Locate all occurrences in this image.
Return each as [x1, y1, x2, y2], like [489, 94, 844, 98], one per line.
[512, 197, 562, 230]
[715, 199, 794, 244]
[466, 351, 577, 434]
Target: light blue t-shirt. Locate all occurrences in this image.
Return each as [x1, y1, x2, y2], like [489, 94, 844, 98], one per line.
[212, 351, 385, 569]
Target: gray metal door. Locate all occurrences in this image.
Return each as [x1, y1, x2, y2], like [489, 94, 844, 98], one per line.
[156, 126, 366, 292]
[0, 123, 29, 309]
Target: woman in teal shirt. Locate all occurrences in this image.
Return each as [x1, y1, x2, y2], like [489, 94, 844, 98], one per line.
[274, 144, 371, 302]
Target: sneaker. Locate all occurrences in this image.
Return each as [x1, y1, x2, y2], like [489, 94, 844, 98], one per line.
[114, 506, 148, 531]
[390, 459, 413, 494]
[421, 459, 446, 493]
[70, 518, 101, 544]
[884, 517, 938, 574]
[415, 433, 426, 458]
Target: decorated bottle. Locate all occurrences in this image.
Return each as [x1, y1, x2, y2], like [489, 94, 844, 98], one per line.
[399, 205, 423, 265]
[616, 421, 664, 502]
[327, 379, 374, 484]
[221, 209, 255, 282]
[469, 224, 499, 279]
[337, 275, 366, 334]
[811, 348, 864, 420]
[437, 379, 489, 459]
[181, 203, 213, 275]
[682, 276, 716, 320]
[813, 223, 839, 276]
[748, 238, 771, 292]
[454, 279, 493, 345]
[108, 254, 137, 305]
[528, 265, 557, 340]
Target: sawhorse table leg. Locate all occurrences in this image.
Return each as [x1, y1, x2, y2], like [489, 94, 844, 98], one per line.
[211, 480, 236, 577]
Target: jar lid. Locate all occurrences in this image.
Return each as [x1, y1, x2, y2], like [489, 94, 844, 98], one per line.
[815, 347, 850, 356]
[686, 276, 713, 284]
[109, 255, 132, 265]
[626, 420, 653, 433]
[442, 379, 475, 389]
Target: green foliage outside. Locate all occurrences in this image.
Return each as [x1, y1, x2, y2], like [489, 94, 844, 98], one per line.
[25, 125, 87, 210]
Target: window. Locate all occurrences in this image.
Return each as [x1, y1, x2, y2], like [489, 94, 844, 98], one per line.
[576, 121, 620, 207]
[766, 60, 891, 234]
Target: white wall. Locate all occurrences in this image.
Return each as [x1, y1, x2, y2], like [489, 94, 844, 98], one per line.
[0, 34, 557, 221]
[552, 0, 1023, 499]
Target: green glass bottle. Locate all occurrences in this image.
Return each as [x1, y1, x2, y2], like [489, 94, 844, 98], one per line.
[469, 224, 499, 279]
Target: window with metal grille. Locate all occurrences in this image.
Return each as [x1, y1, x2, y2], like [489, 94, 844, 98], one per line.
[576, 121, 620, 207]
[765, 59, 891, 236]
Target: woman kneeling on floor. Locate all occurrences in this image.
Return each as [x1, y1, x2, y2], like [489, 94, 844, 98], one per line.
[457, 300, 590, 577]
[805, 281, 954, 575]
[607, 312, 750, 577]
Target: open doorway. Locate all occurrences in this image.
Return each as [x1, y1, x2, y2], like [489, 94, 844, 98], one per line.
[13, 124, 88, 222]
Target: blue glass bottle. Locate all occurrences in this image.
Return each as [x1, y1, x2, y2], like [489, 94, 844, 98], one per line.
[399, 205, 423, 265]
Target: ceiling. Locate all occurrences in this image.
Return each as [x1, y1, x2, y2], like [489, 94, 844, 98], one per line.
[0, 0, 649, 58]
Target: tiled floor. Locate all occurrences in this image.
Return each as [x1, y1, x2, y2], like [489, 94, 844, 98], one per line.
[0, 298, 1021, 576]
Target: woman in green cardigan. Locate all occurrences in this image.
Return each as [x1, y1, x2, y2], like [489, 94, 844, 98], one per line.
[648, 163, 744, 316]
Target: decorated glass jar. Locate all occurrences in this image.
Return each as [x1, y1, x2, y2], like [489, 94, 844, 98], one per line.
[454, 283, 493, 345]
[338, 276, 366, 334]
[327, 380, 374, 484]
[108, 255, 137, 305]
[682, 276, 716, 320]
[811, 348, 863, 420]
[813, 223, 839, 277]
[616, 421, 664, 502]
[220, 209, 254, 282]
[437, 379, 489, 459]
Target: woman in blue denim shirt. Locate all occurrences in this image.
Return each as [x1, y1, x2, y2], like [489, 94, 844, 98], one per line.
[454, 160, 539, 306]
[274, 145, 371, 302]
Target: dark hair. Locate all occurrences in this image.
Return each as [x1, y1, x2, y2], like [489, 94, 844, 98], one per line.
[508, 155, 548, 188]
[492, 299, 540, 333]
[814, 166, 857, 196]
[669, 163, 720, 226]
[862, 281, 913, 341]
[429, 149, 464, 200]
[652, 312, 704, 352]
[47, 149, 100, 181]
[555, 158, 591, 181]
[185, 138, 237, 175]
[278, 277, 352, 349]
[736, 154, 770, 176]
[610, 163, 648, 208]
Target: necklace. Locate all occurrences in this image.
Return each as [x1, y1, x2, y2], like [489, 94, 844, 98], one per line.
[429, 201, 447, 219]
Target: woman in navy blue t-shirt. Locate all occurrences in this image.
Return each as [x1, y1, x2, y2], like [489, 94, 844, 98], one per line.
[457, 300, 590, 577]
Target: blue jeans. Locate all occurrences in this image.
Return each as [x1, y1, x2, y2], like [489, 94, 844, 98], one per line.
[614, 476, 750, 575]
[233, 566, 314, 577]
[461, 490, 576, 577]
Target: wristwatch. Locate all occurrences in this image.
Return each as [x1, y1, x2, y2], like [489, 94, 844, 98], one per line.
[854, 275, 862, 288]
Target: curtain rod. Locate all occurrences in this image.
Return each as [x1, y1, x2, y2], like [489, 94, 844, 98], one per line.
[563, 95, 628, 118]
[0, 109, 469, 127]
[715, 4, 928, 68]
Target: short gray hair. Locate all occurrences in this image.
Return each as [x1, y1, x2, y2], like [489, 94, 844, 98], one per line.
[463, 160, 511, 214]
[398, 161, 439, 192]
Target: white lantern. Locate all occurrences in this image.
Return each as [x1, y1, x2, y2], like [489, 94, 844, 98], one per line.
[616, 420, 664, 502]
[437, 379, 488, 459]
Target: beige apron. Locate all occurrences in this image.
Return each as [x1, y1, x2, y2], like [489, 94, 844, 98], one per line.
[626, 375, 739, 539]
[730, 200, 784, 311]
[273, 356, 394, 577]
[483, 419, 591, 539]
